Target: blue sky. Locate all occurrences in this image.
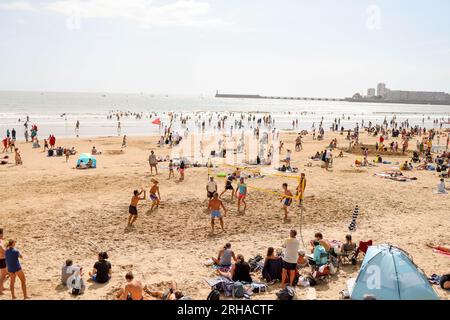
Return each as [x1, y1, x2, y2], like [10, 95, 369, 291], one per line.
[0, 0, 449, 96]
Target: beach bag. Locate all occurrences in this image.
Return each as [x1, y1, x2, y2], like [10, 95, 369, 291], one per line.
[276, 286, 295, 300]
[232, 282, 244, 299]
[307, 276, 317, 287]
[207, 289, 220, 300]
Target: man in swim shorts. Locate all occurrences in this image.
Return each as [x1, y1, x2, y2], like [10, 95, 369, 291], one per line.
[280, 183, 293, 220]
[208, 193, 227, 233]
[235, 177, 247, 213]
[149, 179, 161, 211]
[128, 189, 146, 227]
[296, 173, 306, 206]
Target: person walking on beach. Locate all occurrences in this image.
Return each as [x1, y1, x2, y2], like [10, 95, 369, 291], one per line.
[128, 189, 146, 227]
[280, 183, 293, 221]
[122, 135, 127, 148]
[0, 228, 6, 294]
[4, 239, 30, 299]
[148, 151, 158, 175]
[14, 148, 22, 165]
[235, 177, 247, 213]
[11, 129, 16, 141]
[75, 120, 80, 137]
[208, 193, 227, 233]
[149, 179, 161, 212]
[24, 129, 29, 143]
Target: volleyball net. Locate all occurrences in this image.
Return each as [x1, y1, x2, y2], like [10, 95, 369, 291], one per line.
[207, 160, 301, 201]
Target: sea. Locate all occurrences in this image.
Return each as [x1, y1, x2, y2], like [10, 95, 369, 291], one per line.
[0, 91, 449, 140]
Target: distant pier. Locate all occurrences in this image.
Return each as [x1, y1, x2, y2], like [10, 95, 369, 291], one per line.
[215, 91, 345, 102]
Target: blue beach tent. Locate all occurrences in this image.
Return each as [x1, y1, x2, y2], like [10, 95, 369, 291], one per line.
[349, 244, 439, 300]
[76, 153, 97, 168]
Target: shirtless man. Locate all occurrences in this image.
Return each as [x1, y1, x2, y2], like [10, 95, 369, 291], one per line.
[0, 228, 6, 294]
[149, 179, 161, 211]
[118, 272, 144, 300]
[144, 281, 185, 300]
[128, 189, 146, 227]
[208, 193, 227, 233]
[280, 183, 293, 221]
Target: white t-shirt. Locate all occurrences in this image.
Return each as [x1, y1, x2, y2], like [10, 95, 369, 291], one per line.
[283, 238, 300, 264]
[207, 181, 217, 193]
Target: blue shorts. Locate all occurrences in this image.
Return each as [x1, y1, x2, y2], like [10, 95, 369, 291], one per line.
[211, 210, 222, 218]
[150, 194, 158, 201]
[284, 198, 292, 207]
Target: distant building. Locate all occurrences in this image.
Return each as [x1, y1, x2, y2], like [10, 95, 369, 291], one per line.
[367, 88, 376, 97]
[385, 90, 450, 103]
[377, 83, 387, 97]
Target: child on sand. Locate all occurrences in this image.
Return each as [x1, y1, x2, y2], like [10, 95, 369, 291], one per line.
[128, 189, 146, 226]
[280, 183, 293, 221]
[14, 148, 22, 165]
[235, 177, 247, 213]
[208, 193, 227, 233]
[149, 179, 161, 211]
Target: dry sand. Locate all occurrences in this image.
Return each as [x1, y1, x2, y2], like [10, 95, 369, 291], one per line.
[0, 131, 449, 300]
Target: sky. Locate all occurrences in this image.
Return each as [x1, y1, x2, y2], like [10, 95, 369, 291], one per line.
[0, 0, 449, 97]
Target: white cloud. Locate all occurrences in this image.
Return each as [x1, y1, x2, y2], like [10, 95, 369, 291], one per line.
[0, 1, 35, 11]
[45, 0, 229, 28]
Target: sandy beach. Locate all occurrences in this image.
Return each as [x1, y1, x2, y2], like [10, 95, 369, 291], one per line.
[0, 129, 449, 300]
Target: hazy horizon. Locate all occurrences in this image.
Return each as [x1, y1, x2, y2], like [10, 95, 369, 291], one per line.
[1, 0, 450, 96]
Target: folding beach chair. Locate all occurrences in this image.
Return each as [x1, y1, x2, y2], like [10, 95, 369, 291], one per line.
[353, 240, 373, 263]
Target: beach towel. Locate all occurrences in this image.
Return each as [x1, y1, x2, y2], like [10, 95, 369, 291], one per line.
[432, 249, 450, 257]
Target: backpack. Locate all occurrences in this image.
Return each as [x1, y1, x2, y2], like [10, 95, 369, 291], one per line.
[276, 286, 295, 300]
[232, 282, 244, 299]
[207, 289, 220, 300]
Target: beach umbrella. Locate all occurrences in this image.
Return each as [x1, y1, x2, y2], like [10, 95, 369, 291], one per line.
[152, 118, 161, 125]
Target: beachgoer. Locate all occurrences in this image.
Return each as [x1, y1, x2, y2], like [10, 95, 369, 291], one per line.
[235, 177, 247, 213]
[281, 230, 300, 288]
[148, 151, 158, 175]
[144, 281, 186, 300]
[219, 174, 235, 200]
[117, 272, 144, 300]
[149, 179, 161, 212]
[179, 160, 185, 181]
[0, 228, 6, 294]
[206, 176, 217, 199]
[208, 193, 226, 233]
[212, 243, 237, 267]
[218, 254, 252, 283]
[168, 160, 174, 179]
[128, 189, 146, 226]
[89, 252, 111, 284]
[4, 239, 29, 299]
[280, 183, 293, 220]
